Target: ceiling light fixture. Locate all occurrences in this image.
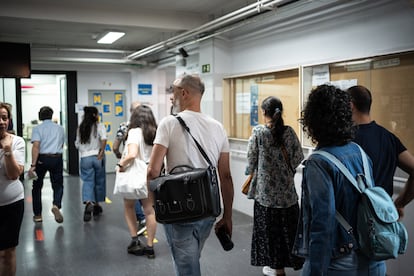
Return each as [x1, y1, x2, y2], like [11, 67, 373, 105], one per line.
[97, 31, 125, 44]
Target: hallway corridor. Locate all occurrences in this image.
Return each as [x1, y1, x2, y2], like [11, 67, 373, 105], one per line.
[16, 174, 303, 276]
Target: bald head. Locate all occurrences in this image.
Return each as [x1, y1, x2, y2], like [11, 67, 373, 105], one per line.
[130, 101, 141, 113]
[174, 74, 205, 95]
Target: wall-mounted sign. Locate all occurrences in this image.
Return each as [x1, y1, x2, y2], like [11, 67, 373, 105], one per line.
[102, 102, 111, 114]
[114, 92, 124, 117]
[202, 64, 210, 73]
[138, 84, 152, 95]
[93, 92, 102, 105]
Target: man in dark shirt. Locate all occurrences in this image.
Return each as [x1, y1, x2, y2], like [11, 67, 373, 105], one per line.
[348, 85, 414, 218]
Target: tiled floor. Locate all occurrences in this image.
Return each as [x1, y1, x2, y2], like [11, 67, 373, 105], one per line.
[16, 173, 303, 276]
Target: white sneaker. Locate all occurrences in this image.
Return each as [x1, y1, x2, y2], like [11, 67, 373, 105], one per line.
[262, 266, 276, 276]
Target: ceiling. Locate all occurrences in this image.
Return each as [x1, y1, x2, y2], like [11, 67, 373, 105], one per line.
[0, 0, 293, 67]
[1, 0, 408, 68]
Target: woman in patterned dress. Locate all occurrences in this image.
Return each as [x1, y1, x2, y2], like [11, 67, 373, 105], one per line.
[246, 96, 304, 276]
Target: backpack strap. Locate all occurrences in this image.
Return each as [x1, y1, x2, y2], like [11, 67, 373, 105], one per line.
[312, 147, 369, 236]
[312, 150, 362, 193]
[353, 142, 373, 188]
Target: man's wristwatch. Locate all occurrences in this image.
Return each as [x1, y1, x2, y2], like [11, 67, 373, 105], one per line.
[116, 163, 123, 168]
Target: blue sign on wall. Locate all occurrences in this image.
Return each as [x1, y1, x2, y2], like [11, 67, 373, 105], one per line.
[138, 84, 152, 95]
[250, 84, 259, 126]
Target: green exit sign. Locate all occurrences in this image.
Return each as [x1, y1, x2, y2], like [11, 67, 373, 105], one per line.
[202, 64, 210, 73]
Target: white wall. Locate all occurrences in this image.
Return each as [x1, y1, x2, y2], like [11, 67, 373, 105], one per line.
[229, 0, 414, 75]
[213, 0, 414, 217]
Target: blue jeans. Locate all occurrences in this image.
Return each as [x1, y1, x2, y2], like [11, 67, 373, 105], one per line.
[163, 217, 215, 276]
[32, 155, 64, 215]
[135, 200, 145, 221]
[301, 251, 386, 276]
[80, 155, 106, 203]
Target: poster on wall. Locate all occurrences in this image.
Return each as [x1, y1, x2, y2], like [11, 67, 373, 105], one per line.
[114, 91, 124, 117]
[312, 65, 330, 86]
[236, 93, 250, 114]
[250, 84, 259, 126]
[138, 84, 152, 95]
[93, 92, 102, 105]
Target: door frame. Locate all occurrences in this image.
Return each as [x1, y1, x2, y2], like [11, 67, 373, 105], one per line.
[16, 70, 79, 175]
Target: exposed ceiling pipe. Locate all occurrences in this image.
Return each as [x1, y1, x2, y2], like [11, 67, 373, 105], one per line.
[127, 0, 288, 60]
[33, 47, 133, 54]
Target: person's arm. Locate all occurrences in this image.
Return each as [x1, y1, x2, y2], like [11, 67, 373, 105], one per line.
[147, 144, 167, 180]
[117, 142, 138, 172]
[113, 138, 122, 159]
[2, 135, 24, 179]
[30, 140, 40, 173]
[97, 123, 107, 160]
[215, 152, 234, 236]
[305, 158, 336, 274]
[97, 139, 107, 160]
[394, 150, 414, 219]
[246, 128, 258, 175]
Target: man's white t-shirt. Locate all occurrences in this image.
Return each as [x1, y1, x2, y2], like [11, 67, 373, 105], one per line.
[154, 110, 229, 172]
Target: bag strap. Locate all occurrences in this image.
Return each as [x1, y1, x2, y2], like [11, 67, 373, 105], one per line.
[281, 143, 295, 174]
[311, 145, 371, 236]
[175, 115, 213, 167]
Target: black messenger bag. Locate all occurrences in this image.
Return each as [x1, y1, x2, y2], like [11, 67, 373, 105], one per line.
[149, 116, 221, 224]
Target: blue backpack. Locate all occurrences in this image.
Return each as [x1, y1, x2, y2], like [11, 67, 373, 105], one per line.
[313, 145, 408, 261]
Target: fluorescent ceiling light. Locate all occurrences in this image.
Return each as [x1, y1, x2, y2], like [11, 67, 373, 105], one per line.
[97, 32, 125, 44]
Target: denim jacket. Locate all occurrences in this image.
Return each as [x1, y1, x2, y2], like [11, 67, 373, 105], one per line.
[293, 142, 371, 275]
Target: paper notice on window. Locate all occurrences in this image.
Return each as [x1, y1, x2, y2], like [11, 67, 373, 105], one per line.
[236, 93, 250, 114]
[329, 79, 357, 90]
[312, 65, 330, 86]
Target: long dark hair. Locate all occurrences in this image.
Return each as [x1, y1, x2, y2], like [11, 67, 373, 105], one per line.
[261, 96, 285, 145]
[79, 106, 99, 144]
[127, 105, 157, 145]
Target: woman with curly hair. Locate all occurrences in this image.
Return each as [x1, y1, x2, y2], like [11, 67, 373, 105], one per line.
[75, 106, 107, 222]
[293, 85, 385, 275]
[246, 96, 304, 276]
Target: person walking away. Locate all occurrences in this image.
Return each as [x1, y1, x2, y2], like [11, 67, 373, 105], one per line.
[116, 105, 157, 257]
[147, 74, 234, 276]
[0, 102, 25, 275]
[29, 106, 65, 223]
[75, 106, 107, 222]
[293, 84, 385, 275]
[113, 101, 146, 235]
[246, 96, 304, 276]
[347, 85, 414, 219]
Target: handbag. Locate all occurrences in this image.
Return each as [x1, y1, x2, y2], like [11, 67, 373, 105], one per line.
[149, 115, 221, 224]
[241, 174, 253, 195]
[114, 158, 148, 200]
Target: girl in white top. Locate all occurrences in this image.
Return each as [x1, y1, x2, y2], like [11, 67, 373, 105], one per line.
[75, 106, 107, 222]
[116, 105, 158, 258]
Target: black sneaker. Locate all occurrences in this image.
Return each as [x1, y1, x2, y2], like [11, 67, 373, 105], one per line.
[93, 204, 103, 216]
[83, 203, 94, 222]
[135, 246, 155, 259]
[127, 240, 143, 255]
